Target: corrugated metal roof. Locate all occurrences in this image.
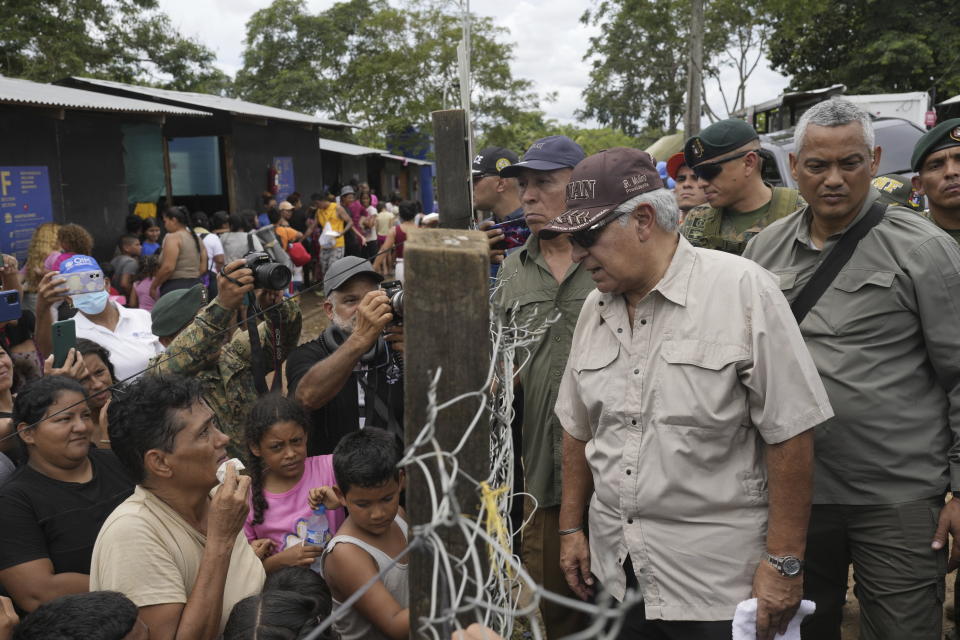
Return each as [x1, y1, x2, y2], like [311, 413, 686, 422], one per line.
[381, 153, 432, 167]
[0, 74, 209, 116]
[319, 138, 433, 167]
[319, 138, 386, 156]
[67, 76, 353, 128]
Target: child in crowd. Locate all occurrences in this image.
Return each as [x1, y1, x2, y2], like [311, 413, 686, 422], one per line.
[320, 428, 408, 640]
[44, 223, 93, 272]
[139, 217, 162, 256]
[99, 264, 125, 307]
[127, 255, 158, 311]
[108, 234, 141, 298]
[243, 394, 345, 573]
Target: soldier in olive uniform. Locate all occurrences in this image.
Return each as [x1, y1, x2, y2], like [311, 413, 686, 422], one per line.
[680, 118, 804, 255]
[148, 259, 302, 454]
[912, 117, 960, 245]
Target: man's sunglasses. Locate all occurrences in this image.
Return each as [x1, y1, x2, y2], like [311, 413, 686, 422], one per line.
[472, 173, 497, 184]
[569, 209, 630, 248]
[691, 149, 757, 181]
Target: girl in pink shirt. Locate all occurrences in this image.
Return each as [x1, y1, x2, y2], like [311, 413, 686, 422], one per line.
[243, 394, 345, 573]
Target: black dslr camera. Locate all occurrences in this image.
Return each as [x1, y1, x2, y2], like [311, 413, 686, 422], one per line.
[381, 280, 404, 321]
[243, 251, 292, 290]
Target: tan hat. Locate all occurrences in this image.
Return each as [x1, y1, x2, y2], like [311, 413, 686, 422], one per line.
[278, 201, 294, 211]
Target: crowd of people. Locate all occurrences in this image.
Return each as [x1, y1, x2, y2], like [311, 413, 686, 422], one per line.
[0, 99, 958, 640]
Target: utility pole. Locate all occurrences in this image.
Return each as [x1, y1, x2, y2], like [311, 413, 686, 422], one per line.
[684, 0, 704, 137]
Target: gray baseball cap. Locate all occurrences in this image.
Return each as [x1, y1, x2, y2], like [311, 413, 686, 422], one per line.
[323, 256, 383, 297]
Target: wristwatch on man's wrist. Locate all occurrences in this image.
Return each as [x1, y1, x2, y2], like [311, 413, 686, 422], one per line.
[766, 553, 803, 577]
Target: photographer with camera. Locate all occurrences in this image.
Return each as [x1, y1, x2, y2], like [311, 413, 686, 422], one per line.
[147, 255, 302, 454]
[287, 256, 404, 455]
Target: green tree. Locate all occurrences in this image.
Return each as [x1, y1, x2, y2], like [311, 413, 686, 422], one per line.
[0, 0, 231, 93]
[480, 110, 656, 157]
[578, 0, 771, 135]
[767, 0, 960, 100]
[234, 0, 536, 147]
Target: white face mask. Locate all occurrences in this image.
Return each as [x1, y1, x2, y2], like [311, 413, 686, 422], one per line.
[72, 290, 109, 315]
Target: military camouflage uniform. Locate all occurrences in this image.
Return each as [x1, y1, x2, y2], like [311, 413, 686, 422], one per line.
[148, 298, 302, 452]
[680, 186, 804, 255]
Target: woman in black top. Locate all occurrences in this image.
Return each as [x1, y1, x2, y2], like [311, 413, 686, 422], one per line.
[0, 346, 14, 482]
[0, 376, 133, 612]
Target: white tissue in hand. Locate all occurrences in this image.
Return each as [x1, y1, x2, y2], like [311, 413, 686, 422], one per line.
[216, 458, 245, 483]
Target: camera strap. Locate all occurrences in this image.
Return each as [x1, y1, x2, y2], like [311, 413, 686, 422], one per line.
[246, 294, 283, 396]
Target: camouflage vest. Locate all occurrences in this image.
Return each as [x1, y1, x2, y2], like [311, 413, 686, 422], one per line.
[682, 186, 804, 255]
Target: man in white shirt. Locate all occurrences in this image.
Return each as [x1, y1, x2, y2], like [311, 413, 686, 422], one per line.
[35, 255, 163, 382]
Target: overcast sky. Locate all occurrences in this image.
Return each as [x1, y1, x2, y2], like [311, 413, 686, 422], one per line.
[156, 0, 792, 127]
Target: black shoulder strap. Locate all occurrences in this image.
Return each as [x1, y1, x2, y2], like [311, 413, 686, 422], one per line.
[247, 233, 255, 253]
[790, 201, 886, 325]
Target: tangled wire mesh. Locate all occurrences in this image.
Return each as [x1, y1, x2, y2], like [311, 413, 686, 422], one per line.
[304, 287, 638, 640]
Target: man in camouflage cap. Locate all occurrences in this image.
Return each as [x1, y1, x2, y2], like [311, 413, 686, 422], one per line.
[148, 259, 302, 455]
[911, 117, 960, 245]
[680, 118, 803, 254]
[870, 173, 923, 211]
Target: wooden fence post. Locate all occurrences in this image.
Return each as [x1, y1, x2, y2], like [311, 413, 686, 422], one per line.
[404, 228, 491, 637]
[432, 109, 473, 229]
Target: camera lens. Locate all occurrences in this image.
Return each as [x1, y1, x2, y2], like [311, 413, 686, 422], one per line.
[255, 263, 292, 290]
[390, 291, 403, 318]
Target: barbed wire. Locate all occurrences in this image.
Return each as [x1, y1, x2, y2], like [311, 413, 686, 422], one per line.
[303, 289, 637, 640]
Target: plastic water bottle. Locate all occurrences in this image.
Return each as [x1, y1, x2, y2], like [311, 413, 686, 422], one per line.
[304, 506, 332, 572]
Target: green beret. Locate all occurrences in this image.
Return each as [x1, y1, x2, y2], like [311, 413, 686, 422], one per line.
[684, 118, 759, 167]
[151, 284, 207, 338]
[911, 118, 960, 172]
[871, 173, 922, 212]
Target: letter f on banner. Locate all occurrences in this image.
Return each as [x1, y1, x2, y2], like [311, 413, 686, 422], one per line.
[0, 171, 11, 197]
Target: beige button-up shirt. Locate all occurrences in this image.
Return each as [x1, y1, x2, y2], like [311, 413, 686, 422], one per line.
[555, 236, 832, 620]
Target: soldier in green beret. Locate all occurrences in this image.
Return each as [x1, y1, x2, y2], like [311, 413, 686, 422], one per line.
[147, 259, 302, 454]
[680, 118, 804, 255]
[911, 117, 960, 245]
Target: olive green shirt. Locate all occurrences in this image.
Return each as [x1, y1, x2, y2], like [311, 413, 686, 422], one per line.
[493, 235, 595, 508]
[742, 189, 960, 504]
[921, 210, 960, 245]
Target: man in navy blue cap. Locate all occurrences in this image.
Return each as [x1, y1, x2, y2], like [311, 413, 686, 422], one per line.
[474, 146, 524, 277]
[492, 135, 592, 637]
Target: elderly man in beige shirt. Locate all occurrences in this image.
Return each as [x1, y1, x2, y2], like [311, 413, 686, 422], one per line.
[540, 148, 833, 640]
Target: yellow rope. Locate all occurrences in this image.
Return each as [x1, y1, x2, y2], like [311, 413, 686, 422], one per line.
[480, 481, 513, 579]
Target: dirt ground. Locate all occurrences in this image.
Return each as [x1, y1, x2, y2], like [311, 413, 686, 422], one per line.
[295, 291, 958, 639]
[297, 286, 328, 343]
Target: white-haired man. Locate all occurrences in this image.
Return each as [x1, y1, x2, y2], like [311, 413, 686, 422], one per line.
[546, 147, 832, 640]
[743, 99, 960, 640]
[286, 256, 404, 455]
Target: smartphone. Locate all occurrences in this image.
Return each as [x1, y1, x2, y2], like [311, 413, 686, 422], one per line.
[52, 319, 77, 369]
[0, 290, 20, 323]
[60, 270, 105, 296]
[489, 217, 531, 250]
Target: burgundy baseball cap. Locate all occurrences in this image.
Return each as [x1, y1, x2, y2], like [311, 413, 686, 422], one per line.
[540, 147, 664, 238]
